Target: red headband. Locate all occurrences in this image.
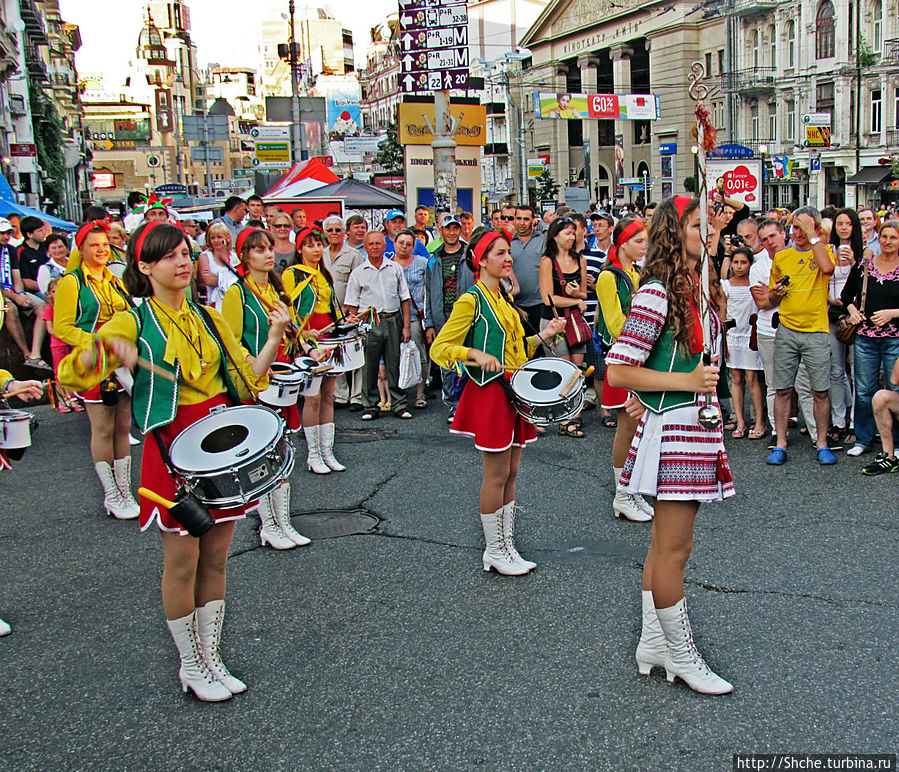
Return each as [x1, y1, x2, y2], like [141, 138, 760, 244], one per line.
[294, 227, 320, 247]
[673, 196, 693, 219]
[133, 221, 163, 264]
[471, 231, 503, 275]
[235, 227, 261, 258]
[607, 220, 646, 270]
[75, 220, 111, 250]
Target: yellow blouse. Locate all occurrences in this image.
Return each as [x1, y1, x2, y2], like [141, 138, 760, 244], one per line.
[221, 277, 280, 341]
[431, 282, 536, 370]
[282, 263, 333, 317]
[0, 369, 12, 387]
[596, 263, 641, 341]
[57, 301, 269, 405]
[54, 267, 132, 349]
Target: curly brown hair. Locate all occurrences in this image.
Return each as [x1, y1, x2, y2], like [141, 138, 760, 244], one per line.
[639, 197, 700, 348]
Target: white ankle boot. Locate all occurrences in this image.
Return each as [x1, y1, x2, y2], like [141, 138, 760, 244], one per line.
[166, 611, 232, 701]
[318, 422, 346, 472]
[257, 494, 296, 550]
[271, 482, 310, 546]
[0, 616, 10, 636]
[635, 590, 667, 675]
[304, 425, 331, 474]
[634, 494, 654, 517]
[94, 461, 138, 520]
[613, 467, 652, 522]
[480, 508, 530, 576]
[195, 600, 246, 694]
[502, 501, 536, 571]
[655, 598, 733, 695]
[113, 457, 141, 519]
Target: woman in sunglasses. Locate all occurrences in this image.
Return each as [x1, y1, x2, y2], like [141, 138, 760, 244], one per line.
[269, 212, 296, 276]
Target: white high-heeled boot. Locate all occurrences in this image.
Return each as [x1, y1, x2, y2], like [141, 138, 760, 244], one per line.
[318, 422, 346, 472]
[94, 461, 137, 520]
[502, 501, 536, 571]
[0, 616, 10, 636]
[195, 600, 246, 694]
[271, 482, 310, 546]
[635, 590, 667, 675]
[634, 493, 654, 518]
[656, 598, 733, 695]
[257, 493, 296, 550]
[303, 425, 331, 474]
[480, 508, 530, 576]
[612, 466, 652, 522]
[113, 457, 141, 519]
[166, 611, 232, 701]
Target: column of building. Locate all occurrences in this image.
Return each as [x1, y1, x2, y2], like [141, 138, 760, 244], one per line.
[578, 54, 600, 205]
[610, 44, 633, 199]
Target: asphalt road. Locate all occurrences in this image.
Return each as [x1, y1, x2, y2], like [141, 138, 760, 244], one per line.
[1, 400, 896, 771]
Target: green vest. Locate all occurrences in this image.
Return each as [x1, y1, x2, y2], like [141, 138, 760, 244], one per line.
[235, 282, 270, 357]
[285, 266, 329, 319]
[129, 301, 240, 433]
[595, 265, 635, 347]
[462, 284, 507, 386]
[70, 266, 132, 333]
[634, 280, 701, 414]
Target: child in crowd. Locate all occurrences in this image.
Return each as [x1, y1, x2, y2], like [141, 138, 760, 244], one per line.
[42, 279, 83, 413]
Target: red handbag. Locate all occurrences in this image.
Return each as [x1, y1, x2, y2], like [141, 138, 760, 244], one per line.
[552, 258, 591, 346]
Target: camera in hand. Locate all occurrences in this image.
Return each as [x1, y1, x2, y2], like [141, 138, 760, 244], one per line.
[730, 234, 745, 247]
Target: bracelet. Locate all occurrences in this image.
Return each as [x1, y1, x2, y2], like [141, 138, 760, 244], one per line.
[1, 379, 12, 395]
[534, 332, 547, 348]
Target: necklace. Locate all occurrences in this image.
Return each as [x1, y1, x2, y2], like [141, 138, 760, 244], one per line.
[150, 298, 209, 372]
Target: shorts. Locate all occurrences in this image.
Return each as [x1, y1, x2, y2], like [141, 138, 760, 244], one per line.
[539, 317, 586, 358]
[773, 326, 831, 392]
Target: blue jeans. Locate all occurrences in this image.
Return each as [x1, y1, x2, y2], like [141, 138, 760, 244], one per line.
[852, 334, 899, 447]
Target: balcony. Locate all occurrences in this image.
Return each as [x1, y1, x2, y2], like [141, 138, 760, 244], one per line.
[485, 102, 505, 117]
[726, 0, 780, 17]
[722, 68, 777, 94]
[882, 39, 899, 63]
[886, 129, 899, 148]
[19, 0, 49, 46]
[484, 142, 509, 156]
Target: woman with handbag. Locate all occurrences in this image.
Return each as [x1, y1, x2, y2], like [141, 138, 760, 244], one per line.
[596, 216, 654, 521]
[606, 196, 735, 695]
[58, 222, 290, 701]
[841, 219, 899, 458]
[431, 227, 566, 575]
[538, 217, 589, 437]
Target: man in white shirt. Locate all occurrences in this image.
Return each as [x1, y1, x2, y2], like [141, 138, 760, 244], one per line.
[344, 231, 413, 420]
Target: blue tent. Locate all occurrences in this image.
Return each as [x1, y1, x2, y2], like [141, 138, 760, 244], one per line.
[0, 174, 77, 232]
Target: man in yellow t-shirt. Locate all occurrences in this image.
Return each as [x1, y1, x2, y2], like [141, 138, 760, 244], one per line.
[766, 208, 836, 466]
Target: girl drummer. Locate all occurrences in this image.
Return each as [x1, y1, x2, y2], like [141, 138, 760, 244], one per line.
[282, 227, 345, 475]
[54, 220, 140, 520]
[431, 227, 566, 576]
[222, 227, 312, 550]
[596, 216, 654, 523]
[605, 196, 734, 695]
[59, 222, 291, 702]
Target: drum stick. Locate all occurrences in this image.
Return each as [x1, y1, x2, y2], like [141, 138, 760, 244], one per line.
[1, 382, 47, 400]
[460, 360, 527, 373]
[138, 487, 178, 510]
[135, 357, 209, 397]
[559, 365, 595, 398]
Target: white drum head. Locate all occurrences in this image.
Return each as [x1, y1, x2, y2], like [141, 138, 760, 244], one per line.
[169, 406, 282, 473]
[510, 357, 580, 404]
[293, 357, 318, 371]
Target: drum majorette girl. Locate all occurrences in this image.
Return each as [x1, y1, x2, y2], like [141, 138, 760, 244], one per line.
[431, 227, 565, 576]
[282, 226, 346, 475]
[59, 222, 290, 702]
[223, 227, 314, 550]
[54, 220, 140, 521]
[605, 197, 735, 695]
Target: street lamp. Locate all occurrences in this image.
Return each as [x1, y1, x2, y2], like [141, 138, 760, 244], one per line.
[759, 143, 768, 211]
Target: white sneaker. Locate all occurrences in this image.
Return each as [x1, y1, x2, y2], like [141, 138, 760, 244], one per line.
[129, 433, 141, 446]
[846, 444, 867, 457]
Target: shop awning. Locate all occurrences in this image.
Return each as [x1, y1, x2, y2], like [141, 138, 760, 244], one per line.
[846, 166, 892, 185]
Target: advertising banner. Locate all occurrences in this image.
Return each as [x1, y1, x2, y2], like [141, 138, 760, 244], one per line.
[320, 78, 362, 141]
[398, 103, 486, 146]
[534, 93, 660, 120]
[706, 159, 764, 210]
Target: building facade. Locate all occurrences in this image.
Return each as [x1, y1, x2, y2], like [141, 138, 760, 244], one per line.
[358, 18, 400, 134]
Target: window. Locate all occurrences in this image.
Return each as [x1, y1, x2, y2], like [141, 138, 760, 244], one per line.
[750, 29, 759, 69]
[718, 49, 724, 75]
[705, 52, 712, 76]
[786, 20, 796, 68]
[873, 1, 883, 53]
[872, 89, 882, 134]
[785, 100, 796, 144]
[751, 104, 760, 141]
[816, 1, 835, 59]
[769, 25, 777, 68]
[768, 103, 777, 141]
[895, 87, 899, 128]
[817, 81, 835, 118]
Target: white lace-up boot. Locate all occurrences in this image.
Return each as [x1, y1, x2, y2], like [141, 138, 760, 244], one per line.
[303, 425, 331, 474]
[656, 598, 733, 695]
[271, 482, 310, 546]
[195, 600, 247, 694]
[502, 501, 536, 571]
[318, 422, 346, 472]
[612, 466, 652, 522]
[94, 461, 137, 520]
[166, 611, 232, 701]
[257, 493, 296, 550]
[635, 590, 667, 675]
[634, 493, 654, 518]
[0, 616, 10, 636]
[480, 508, 530, 576]
[113, 457, 140, 519]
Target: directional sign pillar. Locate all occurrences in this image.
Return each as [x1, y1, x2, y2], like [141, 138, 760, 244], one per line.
[432, 89, 457, 214]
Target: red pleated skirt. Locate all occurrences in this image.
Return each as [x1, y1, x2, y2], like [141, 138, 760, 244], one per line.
[451, 376, 537, 452]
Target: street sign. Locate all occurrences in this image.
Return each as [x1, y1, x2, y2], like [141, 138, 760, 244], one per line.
[400, 26, 467, 51]
[402, 48, 468, 72]
[155, 183, 188, 198]
[803, 113, 831, 127]
[659, 143, 677, 155]
[344, 136, 385, 154]
[398, 0, 463, 9]
[399, 5, 466, 30]
[182, 115, 229, 143]
[190, 146, 224, 164]
[249, 125, 290, 140]
[402, 69, 471, 93]
[251, 157, 291, 169]
[9, 143, 36, 157]
[233, 168, 255, 178]
[804, 125, 832, 147]
[254, 141, 291, 165]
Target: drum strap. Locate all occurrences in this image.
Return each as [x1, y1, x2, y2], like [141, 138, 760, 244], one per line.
[195, 305, 258, 405]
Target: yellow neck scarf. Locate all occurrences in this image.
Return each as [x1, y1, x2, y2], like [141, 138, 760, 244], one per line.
[153, 299, 206, 381]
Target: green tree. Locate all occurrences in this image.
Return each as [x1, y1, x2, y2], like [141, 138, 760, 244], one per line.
[536, 168, 559, 200]
[374, 122, 403, 174]
[29, 80, 66, 214]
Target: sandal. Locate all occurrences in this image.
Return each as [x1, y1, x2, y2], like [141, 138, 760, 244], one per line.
[731, 427, 746, 439]
[723, 420, 737, 431]
[414, 397, 428, 409]
[601, 414, 617, 428]
[559, 422, 585, 438]
[24, 356, 52, 371]
[748, 427, 768, 440]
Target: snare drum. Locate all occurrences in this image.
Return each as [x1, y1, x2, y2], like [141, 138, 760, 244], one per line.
[325, 331, 365, 373]
[0, 409, 32, 449]
[258, 362, 306, 407]
[509, 357, 585, 426]
[168, 405, 294, 507]
[292, 356, 323, 397]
